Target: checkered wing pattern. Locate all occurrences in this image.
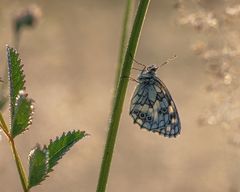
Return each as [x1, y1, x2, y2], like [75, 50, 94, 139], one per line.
[130, 77, 181, 138]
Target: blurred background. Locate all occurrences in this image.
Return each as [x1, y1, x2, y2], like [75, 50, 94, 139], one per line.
[0, 0, 240, 191]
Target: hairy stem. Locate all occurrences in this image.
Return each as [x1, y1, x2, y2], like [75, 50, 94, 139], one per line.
[0, 113, 28, 191]
[10, 139, 29, 192]
[0, 113, 10, 137]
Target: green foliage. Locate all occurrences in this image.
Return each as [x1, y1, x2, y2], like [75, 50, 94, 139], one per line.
[7, 46, 34, 138]
[28, 130, 87, 189]
[11, 91, 34, 138]
[7, 46, 26, 123]
[46, 130, 87, 172]
[28, 145, 48, 189]
[1, 46, 87, 191]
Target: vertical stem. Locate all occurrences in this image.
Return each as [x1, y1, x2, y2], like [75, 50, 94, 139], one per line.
[96, 1, 151, 192]
[115, 0, 135, 88]
[0, 113, 9, 135]
[0, 113, 28, 191]
[10, 139, 29, 192]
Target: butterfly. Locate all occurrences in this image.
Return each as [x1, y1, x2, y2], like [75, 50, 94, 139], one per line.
[129, 59, 181, 138]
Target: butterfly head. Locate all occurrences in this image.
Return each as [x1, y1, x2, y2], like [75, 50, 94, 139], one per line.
[146, 65, 158, 74]
[138, 64, 159, 82]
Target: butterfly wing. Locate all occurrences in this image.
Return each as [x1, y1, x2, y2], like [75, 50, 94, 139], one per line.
[130, 78, 181, 138]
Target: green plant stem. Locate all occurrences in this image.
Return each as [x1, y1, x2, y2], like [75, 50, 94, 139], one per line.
[10, 139, 28, 192]
[0, 112, 28, 191]
[96, 1, 151, 191]
[0, 113, 10, 136]
[115, 0, 135, 89]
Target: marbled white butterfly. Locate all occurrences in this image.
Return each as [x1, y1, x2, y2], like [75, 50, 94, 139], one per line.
[129, 58, 181, 138]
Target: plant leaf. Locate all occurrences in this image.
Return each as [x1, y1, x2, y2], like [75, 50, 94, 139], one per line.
[11, 90, 34, 137]
[27, 130, 87, 189]
[7, 45, 26, 123]
[46, 130, 87, 172]
[28, 144, 48, 189]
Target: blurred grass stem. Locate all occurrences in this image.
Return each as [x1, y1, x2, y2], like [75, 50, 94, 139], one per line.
[96, 0, 151, 191]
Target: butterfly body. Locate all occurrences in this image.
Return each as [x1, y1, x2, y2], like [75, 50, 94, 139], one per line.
[130, 64, 181, 138]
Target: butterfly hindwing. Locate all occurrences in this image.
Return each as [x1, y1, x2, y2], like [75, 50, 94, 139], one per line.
[130, 75, 181, 138]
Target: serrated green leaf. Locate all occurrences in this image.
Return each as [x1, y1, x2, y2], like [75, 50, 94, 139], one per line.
[11, 90, 34, 137]
[7, 45, 26, 122]
[27, 130, 87, 189]
[46, 130, 87, 172]
[28, 145, 48, 189]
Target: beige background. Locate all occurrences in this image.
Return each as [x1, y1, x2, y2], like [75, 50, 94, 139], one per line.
[0, 0, 238, 192]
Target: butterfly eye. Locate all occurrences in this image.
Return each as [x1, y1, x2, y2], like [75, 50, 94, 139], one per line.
[147, 66, 151, 71]
[147, 65, 157, 72]
[139, 112, 146, 119]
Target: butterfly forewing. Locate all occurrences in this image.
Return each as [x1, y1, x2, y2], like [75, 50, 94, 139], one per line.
[130, 66, 181, 138]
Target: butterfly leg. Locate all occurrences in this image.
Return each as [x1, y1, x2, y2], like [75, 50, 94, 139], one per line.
[132, 67, 143, 71]
[129, 77, 139, 83]
[129, 54, 146, 68]
[121, 76, 139, 83]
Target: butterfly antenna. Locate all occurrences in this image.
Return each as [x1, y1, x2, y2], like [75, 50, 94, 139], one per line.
[159, 54, 177, 68]
[129, 53, 146, 67]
